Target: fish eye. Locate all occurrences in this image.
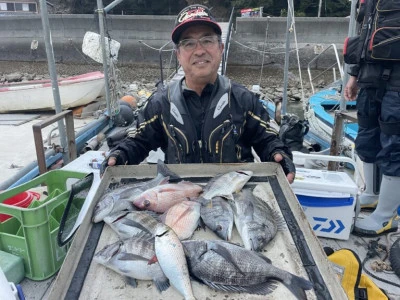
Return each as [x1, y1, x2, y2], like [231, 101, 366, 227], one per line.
[144, 199, 151, 207]
[216, 225, 222, 231]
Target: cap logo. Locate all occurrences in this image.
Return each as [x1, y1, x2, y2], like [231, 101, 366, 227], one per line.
[178, 7, 210, 24]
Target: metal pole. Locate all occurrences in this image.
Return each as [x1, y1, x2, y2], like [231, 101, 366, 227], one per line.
[282, 0, 294, 116]
[39, 0, 69, 164]
[318, 0, 323, 17]
[96, 0, 113, 126]
[328, 0, 358, 169]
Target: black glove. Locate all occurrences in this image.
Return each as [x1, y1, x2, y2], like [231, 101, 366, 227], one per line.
[100, 150, 128, 176]
[271, 151, 296, 176]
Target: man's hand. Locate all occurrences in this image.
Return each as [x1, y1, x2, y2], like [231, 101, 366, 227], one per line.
[344, 76, 358, 101]
[273, 152, 295, 184]
[100, 150, 128, 176]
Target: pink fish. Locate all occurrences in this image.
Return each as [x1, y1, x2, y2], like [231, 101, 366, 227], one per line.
[132, 181, 203, 213]
[160, 200, 201, 240]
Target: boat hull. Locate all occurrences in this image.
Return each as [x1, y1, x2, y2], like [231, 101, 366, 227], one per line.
[0, 72, 105, 113]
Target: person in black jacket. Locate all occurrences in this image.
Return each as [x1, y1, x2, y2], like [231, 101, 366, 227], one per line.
[102, 4, 295, 183]
[344, 1, 400, 236]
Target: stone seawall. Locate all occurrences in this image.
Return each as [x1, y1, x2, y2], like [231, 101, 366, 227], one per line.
[0, 15, 349, 68]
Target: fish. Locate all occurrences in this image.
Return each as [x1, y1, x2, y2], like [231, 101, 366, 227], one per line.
[199, 196, 234, 240]
[154, 223, 196, 300]
[182, 240, 313, 300]
[231, 188, 280, 251]
[103, 210, 160, 240]
[92, 159, 179, 223]
[93, 236, 170, 293]
[201, 170, 253, 200]
[159, 200, 201, 240]
[132, 181, 203, 213]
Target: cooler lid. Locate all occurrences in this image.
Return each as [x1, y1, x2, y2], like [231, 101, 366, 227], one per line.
[291, 168, 358, 195]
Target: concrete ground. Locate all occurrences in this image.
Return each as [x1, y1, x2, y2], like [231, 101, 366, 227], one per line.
[0, 113, 96, 186]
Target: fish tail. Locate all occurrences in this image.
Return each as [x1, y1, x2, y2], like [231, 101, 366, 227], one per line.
[157, 159, 181, 182]
[153, 278, 170, 293]
[283, 274, 313, 300]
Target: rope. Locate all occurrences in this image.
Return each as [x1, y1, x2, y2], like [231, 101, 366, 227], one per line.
[259, 18, 270, 86]
[287, 1, 306, 102]
[362, 239, 400, 288]
[233, 39, 306, 55]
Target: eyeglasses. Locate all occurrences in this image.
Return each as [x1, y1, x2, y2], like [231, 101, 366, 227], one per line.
[178, 35, 220, 51]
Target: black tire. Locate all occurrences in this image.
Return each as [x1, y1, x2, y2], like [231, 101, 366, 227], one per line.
[390, 238, 400, 278]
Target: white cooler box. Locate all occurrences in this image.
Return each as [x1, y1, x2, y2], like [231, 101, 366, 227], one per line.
[292, 168, 359, 240]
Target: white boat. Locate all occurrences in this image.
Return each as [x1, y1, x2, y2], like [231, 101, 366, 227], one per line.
[0, 71, 105, 113]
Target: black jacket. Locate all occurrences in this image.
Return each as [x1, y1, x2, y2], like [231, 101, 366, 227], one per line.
[112, 75, 291, 164]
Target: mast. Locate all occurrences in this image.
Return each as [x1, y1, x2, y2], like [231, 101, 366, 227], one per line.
[282, 0, 294, 116]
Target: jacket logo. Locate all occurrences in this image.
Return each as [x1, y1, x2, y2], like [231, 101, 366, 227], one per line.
[170, 103, 184, 125]
[213, 93, 228, 118]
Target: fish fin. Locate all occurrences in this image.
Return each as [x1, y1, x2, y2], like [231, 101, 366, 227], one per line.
[198, 217, 207, 231]
[117, 252, 148, 262]
[282, 274, 313, 300]
[253, 252, 272, 264]
[124, 276, 138, 288]
[156, 159, 181, 182]
[201, 280, 277, 295]
[208, 242, 245, 276]
[120, 218, 154, 236]
[147, 255, 158, 265]
[153, 277, 170, 293]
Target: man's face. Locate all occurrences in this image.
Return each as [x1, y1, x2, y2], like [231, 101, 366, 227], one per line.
[176, 25, 224, 85]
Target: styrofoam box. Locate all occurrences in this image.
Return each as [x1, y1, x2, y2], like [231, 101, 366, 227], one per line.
[292, 168, 359, 240]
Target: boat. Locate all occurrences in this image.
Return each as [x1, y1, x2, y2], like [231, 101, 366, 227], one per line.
[0, 71, 105, 113]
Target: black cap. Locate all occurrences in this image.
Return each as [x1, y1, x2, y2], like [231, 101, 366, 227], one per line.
[172, 4, 222, 44]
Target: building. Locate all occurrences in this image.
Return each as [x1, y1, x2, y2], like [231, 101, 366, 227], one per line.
[0, 0, 38, 15]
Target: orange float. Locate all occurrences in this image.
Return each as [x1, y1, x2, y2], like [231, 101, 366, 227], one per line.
[120, 95, 137, 109]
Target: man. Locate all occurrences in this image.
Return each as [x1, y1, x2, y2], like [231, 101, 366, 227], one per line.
[102, 4, 295, 183]
[344, 0, 400, 236]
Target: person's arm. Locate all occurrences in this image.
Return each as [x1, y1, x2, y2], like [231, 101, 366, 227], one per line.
[344, 75, 359, 101]
[101, 94, 166, 174]
[240, 89, 295, 183]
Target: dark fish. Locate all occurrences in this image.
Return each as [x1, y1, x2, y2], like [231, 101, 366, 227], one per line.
[182, 240, 313, 300]
[93, 236, 170, 292]
[92, 160, 179, 222]
[199, 196, 234, 240]
[103, 210, 160, 240]
[231, 188, 281, 251]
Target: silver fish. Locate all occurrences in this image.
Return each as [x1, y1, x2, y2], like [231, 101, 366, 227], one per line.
[202, 170, 253, 200]
[93, 237, 170, 292]
[103, 210, 160, 240]
[182, 240, 313, 300]
[199, 196, 234, 241]
[154, 223, 195, 300]
[92, 160, 179, 223]
[231, 188, 280, 251]
[160, 200, 201, 240]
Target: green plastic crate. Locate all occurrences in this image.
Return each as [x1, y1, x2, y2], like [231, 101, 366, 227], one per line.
[0, 170, 87, 280]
